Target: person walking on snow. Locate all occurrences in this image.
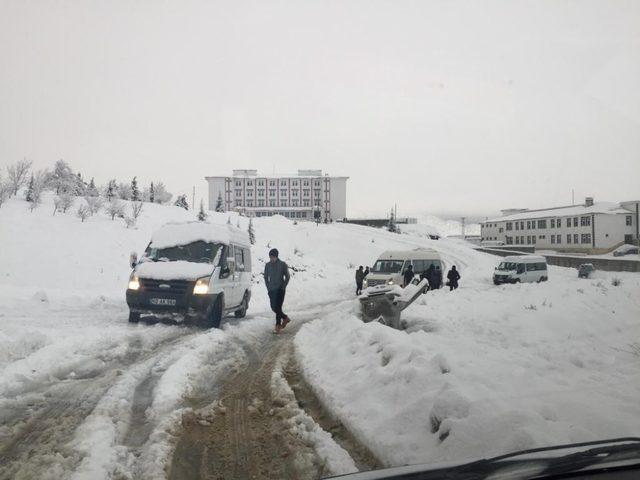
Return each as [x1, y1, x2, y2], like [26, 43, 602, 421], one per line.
[355, 266, 365, 295]
[423, 264, 435, 291]
[403, 264, 415, 287]
[447, 265, 461, 291]
[264, 248, 291, 334]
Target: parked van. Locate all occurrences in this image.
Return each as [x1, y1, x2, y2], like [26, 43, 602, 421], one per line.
[364, 248, 443, 288]
[493, 255, 548, 285]
[126, 222, 252, 328]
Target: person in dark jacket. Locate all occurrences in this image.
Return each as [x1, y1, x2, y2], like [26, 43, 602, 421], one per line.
[264, 248, 291, 333]
[433, 265, 443, 289]
[447, 265, 461, 291]
[403, 264, 415, 287]
[355, 266, 365, 295]
[423, 264, 435, 291]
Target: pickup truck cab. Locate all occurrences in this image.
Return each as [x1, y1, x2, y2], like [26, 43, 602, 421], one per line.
[126, 221, 252, 328]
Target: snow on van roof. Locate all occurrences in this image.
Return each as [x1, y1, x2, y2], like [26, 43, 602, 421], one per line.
[502, 255, 546, 262]
[150, 222, 250, 249]
[379, 248, 440, 259]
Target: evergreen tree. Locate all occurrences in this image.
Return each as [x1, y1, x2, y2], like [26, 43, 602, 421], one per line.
[215, 192, 224, 212]
[25, 174, 34, 202]
[106, 179, 116, 201]
[75, 172, 86, 196]
[131, 176, 140, 201]
[248, 218, 256, 245]
[149, 182, 155, 203]
[87, 177, 98, 197]
[174, 194, 189, 210]
[197, 200, 207, 221]
[387, 208, 397, 233]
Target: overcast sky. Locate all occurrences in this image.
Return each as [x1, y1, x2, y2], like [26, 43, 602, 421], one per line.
[1, 0, 639, 218]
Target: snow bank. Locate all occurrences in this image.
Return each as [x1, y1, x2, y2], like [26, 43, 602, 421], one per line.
[295, 271, 640, 467]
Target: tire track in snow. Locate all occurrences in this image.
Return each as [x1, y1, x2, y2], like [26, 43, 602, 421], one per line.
[0, 326, 198, 480]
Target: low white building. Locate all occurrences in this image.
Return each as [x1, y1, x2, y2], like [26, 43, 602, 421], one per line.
[481, 198, 639, 254]
[205, 169, 348, 222]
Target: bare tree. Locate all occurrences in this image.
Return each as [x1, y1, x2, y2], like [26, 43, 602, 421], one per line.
[58, 193, 75, 213]
[6, 159, 32, 196]
[105, 199, 125, 220]
[76, 204, 91, 222]
[0, 177, 10, 208]
[85, 195, 104, 215]
[130, 201, 144, 220]
[124, 216, 136, 228]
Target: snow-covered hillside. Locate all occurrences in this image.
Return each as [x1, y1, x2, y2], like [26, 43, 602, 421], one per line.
[1, 194, 638, 479]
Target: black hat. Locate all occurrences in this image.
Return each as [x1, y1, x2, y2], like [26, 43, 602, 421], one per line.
[269, 248, 279, 257]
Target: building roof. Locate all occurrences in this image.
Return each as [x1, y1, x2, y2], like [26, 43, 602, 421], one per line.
[484, 202, 631, 223]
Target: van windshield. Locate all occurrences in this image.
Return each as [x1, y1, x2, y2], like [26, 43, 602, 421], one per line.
[371, 260, 405, 273]
[144, 241, 223, 265]
[497, 261, 519, 271]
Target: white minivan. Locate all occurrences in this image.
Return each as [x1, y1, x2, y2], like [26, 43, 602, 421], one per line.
[364, 248, 444, 288]
[493, 255, 548, 285]
[126, 221, 252, 327]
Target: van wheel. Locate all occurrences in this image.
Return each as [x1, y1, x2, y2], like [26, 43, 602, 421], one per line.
[541, 276, 548, 282]
[204, 295, 224, 328]
[513, 279, 521, 284]
[128, 311, 140, 323]
[234, 292, 249, 318]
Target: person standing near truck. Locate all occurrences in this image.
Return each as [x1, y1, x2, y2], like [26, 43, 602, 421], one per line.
[264, 248, 291, 334]
[447, 265, 461, 291]
[355, 266, 365, 295]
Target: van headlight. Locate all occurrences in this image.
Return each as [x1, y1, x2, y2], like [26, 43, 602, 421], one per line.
[193, 276, 211, 295]
[387, 279, 394, 285]
[128, 274, 140, 291]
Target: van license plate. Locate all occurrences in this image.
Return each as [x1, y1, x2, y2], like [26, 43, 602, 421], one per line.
[150, 298, 176, 306]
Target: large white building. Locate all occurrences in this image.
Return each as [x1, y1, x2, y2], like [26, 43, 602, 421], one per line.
[205, 169, 348, 221]
[480, 198, 639, 254]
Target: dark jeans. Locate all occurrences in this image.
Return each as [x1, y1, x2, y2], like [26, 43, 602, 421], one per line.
[449, 281, 458, 291]
[356, 281, 363, 295]
[268, 288, 287, 326]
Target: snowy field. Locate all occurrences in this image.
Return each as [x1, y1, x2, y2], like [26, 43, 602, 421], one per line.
[1, 193, 639, 478]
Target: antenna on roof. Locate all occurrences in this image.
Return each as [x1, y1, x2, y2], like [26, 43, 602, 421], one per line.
[572, 189, 575, 205]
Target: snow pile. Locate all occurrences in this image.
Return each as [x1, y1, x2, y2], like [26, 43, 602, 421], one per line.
[295, 271, 640, 467]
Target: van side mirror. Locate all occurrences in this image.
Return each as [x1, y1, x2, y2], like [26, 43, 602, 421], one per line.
[220, 265, 231, 278]
[129, 252, 138, 269]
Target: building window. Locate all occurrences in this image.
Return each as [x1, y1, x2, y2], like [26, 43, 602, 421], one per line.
[519, 221, 524, 230]
[302, 212, 307, 218]
[280, 200, 287, 207]
[269, 180, 275, 186]
[269, 200, 276, 207]
[573, 234, 579, 244]
[551, 219, 555, 228]
[506, 236, 513, 245]
[527, 235, 531, 244]
[626, 215, 632, 226]
[292, 180, 298, 186]
[247, 180, 252, 186]
[303, 199, 310, 207]
[539, 235, 545, 239]
[235, 189, 242, 197]
[303, 190, 310, 197]
[566, 218, 571, 227]
[269, 189, 276, 197]
[258, 200, 265, 207]
[537, 220, 547, 229]
[581, 233, 591, 244]
[247, 190, 253, 197]
[303, 180, 309, 186]
[580, 216, 591, 226]
[567, 234, 572, 244]
[314, 180, 320, 187]
[573, 217, 578, 227]
[515, 222, 519, 231]
[314, 190, 321, 198]
[258, 180, 264, 186]
[556, 234, 561, 244]
[499, 227, 503, 233]
[532, 235, 536, 244]
[551, 235, 555, 244]
[280, 189, 288, 197]
[292, 200, 299, 207]
[506, 222, 512, 231]
[280, 180, 286, 186]
[557, 219, 561, 228]
[526, 221, 530, 229]
[292, 190, 298, 197]
[247, 200, 253, 207]
[515, 236, 520, 245]
[235, 180, 241, 187]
